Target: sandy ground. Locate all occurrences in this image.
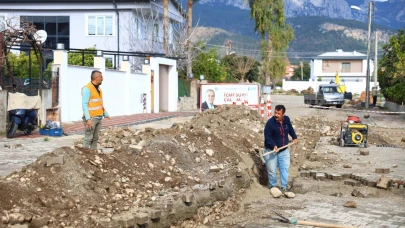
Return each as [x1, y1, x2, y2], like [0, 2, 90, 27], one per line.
[1, 96, 404, 228]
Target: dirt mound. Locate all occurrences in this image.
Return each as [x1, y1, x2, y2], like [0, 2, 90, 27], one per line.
[301, 87, 315, 95]
[0, 106, 263, 227]
[4, 105, 391, 227]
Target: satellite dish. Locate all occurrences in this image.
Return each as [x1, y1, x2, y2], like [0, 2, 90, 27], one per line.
[34, 30, 47, 43]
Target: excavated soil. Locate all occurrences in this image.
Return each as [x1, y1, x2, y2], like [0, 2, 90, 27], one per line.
[0, 105, 401, 228]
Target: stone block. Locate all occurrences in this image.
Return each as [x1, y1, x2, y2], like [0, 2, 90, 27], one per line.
[182, 193, 194, 203]
[209, 182, 216, 190]
[218, 179, 225, 187]
[315, 173, 326, 180]
[331, 174, 342, 181]
[344, 180, 355, 186]
[310, 170, 317, 177]
[209, 165, 221, 172]
[351, 189, 365, 198]
[46, 155, 65, 167]
[133, 212, 149, 225]
[366, 180, 376, 187]
[166, 200, 173, 211]
[236, 170, 242, 178]
[359, 149, 369, 155]
[300, 171, 310, 177]
[150, 210, 161, 220]
[376, 176, 391, 189]
[375, 168, 390, 174]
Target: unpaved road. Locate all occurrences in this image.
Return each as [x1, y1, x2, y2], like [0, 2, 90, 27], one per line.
[193, 95, 405, 228]
[0, 117, 194, 177]
[1, 96, 405, 228]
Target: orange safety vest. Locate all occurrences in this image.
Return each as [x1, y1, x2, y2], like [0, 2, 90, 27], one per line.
[83, 82, 104, 118]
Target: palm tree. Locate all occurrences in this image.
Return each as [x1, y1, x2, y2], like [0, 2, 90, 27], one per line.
[249, 0, 293, 85]
[163, 0, 169, 55]
[187, 0, 199, 77]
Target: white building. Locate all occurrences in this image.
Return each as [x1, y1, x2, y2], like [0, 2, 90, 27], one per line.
[310, 49, 375, 83]
[0, 0, 184, 122]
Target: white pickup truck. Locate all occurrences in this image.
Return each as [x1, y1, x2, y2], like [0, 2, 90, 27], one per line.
[304, 84, 345, 108]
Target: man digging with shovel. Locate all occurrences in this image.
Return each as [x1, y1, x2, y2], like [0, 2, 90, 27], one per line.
[263, 104, 298, 198]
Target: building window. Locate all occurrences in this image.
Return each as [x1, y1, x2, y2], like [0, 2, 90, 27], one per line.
[134, 17, 145, 40]
[0, 15, 5, 31]
[169, 23, 173, 44]
[342, 62, 351, 72]
[87, 15, 113, 36]
[21, 16, 70, 50]
[153, 23, 159, 43]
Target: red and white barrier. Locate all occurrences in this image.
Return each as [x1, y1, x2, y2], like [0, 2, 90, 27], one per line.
[260, 98, 265, 120]
[266, 94, 272, 119]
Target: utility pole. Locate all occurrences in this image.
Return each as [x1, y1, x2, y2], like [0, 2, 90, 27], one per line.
[365, 1, 373, 110]
[374, 31, 378, 87]
[300, 61, 303, 81]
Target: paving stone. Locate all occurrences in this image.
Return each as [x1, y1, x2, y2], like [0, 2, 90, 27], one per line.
[376, 176, 391, 189]
[315, 173, 326, 180]
[351, 189, 366, 198]
[149, 210, 161, 220]
[300, 171, 310, 177]
[342, 173, 351, 179]
[365, 180, 375, 187]
[133, 212, 149, 225]
[310, 170, 318, 177]
[331, 174, 342, 181]
[344, 180, 355, 186]
[375, 168, 390, 174]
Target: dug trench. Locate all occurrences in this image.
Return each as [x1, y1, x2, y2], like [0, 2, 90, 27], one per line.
[1, 105, 404, 227]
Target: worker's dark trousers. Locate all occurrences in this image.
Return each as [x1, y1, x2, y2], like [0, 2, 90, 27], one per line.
[373, 96, 377, 107]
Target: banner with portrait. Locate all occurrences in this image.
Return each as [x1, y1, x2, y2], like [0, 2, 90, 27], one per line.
[199, 83, 260, 112]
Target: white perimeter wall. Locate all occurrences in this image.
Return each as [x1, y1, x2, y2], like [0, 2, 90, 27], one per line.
[55, 50, 177, 123]
[60, 66, 149, 122]
[150, 57, 178, 112]
[282, 79, 377, 94]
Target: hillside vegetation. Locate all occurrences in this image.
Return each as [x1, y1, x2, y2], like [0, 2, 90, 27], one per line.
[192, 15, 395, 60]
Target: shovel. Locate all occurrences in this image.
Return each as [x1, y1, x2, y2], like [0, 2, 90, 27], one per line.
[259, 142, 296, 164]
[272, 209, 358, 228]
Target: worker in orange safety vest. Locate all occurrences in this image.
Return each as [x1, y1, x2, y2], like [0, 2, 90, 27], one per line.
[82, 70, 110, 149]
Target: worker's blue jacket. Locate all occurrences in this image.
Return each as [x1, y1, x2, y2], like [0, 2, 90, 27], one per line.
[264, 116, 297, 151]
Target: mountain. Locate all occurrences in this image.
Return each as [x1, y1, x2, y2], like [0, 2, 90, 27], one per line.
[194, 0, 405, 29]
[180, 0, 402, 60]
